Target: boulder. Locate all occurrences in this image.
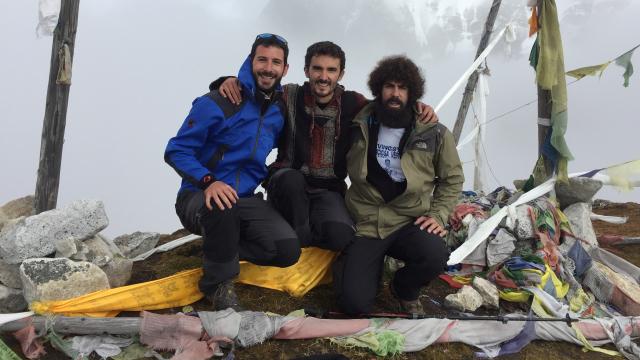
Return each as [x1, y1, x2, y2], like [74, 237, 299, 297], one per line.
[0, 195, 34, 232]
[113, 232, 160, 258]
[461, 216, 487, 266]
[444, 285, 484, 312]
[56, 234, 115, 267]
[563, 202, 598, 248]
[0, 258, 22, 289]
[472, 277, 499, 308]
[20, 258, 110, 303]
[100, 257, 133, 288]
[0, 200, 109, 264]
[505, 205, 535, 240]
[556, 177, 603, 209]
[0, 285, 27, 313]
[487, 229, 516, 266]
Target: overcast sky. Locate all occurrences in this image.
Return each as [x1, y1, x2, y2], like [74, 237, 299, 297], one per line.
[1, 0, 638, 238]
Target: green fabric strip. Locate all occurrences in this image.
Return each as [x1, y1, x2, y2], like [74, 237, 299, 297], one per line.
[614, 44, 639, 87]
[537, 0, 573, 178]
[0, 338, 22, 360]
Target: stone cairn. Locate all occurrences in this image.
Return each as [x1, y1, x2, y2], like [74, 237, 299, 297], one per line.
[0, 196, 160, 313]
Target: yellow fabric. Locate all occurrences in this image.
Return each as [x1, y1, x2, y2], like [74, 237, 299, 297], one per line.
[500, 264, 569, 305]
[530, 264, 570, 318]
[604, 159, 640, 191]
[453, 275, 472, 285]
[499, 290, 531, 303]
[569, 288, 594, 313]
[572, 324, 621, 357]
[31, 268, 205, 317]
[31, 247, 336, 317]
[566, 62, 611, 80]
[541, 264, 570, 299]
[238, 247, 336, 297]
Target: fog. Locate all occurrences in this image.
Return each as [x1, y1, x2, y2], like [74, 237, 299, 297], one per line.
[1, 0, 638, 238]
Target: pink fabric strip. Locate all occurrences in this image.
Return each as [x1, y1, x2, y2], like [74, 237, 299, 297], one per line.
[274, 317, 370, 339]
[12, 324, 46, 359]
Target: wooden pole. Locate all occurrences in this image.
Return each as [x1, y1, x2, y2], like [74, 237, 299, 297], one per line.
[452, 0, 503, 144]
[535, 0, 553, 178]
[1, 316, 140, 335]
[537, 87, 554, 176]
[34, 0, 81, 214]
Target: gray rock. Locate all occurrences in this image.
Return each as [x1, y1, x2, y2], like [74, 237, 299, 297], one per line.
[100, 257, 133, 288]
[82, 235, 116, 266]
[0, 195, 34, 232]
[444, 285, 484, 312]
[556, 177, 603, 209]
[487, 229, 516, 266]
[0, 258, 22, 289]
[113, 232, 160, 258]
[0, 200, 109, 264]
[54, 237, 80, 258]
[0, 195, 35, 218]
[505, 205, 535, 240]
[563, 202, 598, 248]
[0, 285, 27, 313]
[20, 258, 110, 303]
[472, 277, 499, 308]
[461, 216, 487, 266]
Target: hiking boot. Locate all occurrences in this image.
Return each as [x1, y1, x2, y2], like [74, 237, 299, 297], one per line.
[207, 280, 244, 312]
[389, 282, 425, 316]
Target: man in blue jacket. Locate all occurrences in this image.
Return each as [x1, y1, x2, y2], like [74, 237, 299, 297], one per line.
[164, 34, 299, 311]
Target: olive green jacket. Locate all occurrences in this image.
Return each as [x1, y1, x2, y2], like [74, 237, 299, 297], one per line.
[345, 103, 464, 239]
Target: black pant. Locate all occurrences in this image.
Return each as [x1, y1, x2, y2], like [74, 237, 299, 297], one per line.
[267, 169, 354, 251]
[333, 224, 449, 315]
[175, 190, 300, 295]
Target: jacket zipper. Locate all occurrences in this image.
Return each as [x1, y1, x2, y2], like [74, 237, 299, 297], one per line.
[235, 114, 266, 193]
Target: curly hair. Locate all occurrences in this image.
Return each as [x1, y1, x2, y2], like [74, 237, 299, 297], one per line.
[367, 55, 425, 103]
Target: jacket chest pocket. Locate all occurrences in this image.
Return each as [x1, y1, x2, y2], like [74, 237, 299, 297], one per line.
[346, 132, 367, 182]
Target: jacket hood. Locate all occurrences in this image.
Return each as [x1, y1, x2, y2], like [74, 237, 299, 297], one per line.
[237, 55, 283, 99]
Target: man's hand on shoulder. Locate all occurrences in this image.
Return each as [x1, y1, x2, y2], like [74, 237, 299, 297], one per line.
[204, 181, 239, 211]
[415, 216, 447, 237]
[414, 102, 438, 124]
[219, 77, 243, 105]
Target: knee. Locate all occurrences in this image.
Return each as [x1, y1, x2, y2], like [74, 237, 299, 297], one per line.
[337, 290, 374, 315]
[320, 222, 355, 251]
[271, 237, 301, 267]
[270, 169, 305, 190]
[417, 241, 449, 275]
[200, 204, 238, 222]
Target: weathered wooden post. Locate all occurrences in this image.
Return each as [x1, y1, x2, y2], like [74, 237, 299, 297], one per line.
[537, 87, 554, 177]
[452, 0, 503, 144]
[34, 0, 81, 213]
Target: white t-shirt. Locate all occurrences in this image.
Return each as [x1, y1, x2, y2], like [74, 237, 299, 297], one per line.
[376, 124, 406, 182]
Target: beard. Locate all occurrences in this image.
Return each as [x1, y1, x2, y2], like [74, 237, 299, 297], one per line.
[374, 97, 413, 128]
[312, 78, 334, 98]
[254, 70, 282, 94]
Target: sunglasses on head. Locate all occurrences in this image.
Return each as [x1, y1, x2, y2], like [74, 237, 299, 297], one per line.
[255, 33, 288, 46]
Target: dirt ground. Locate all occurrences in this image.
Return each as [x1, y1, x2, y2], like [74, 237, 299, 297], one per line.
[2, 202, 639, 359]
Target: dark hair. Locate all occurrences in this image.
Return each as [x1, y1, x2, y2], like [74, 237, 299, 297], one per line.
[304, 41, 346, 71]
[367, 55, 425, 103]
[250, 34, 289, 64]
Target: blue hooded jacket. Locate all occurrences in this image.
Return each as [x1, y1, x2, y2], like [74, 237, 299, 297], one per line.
[164, 56, 285, 198]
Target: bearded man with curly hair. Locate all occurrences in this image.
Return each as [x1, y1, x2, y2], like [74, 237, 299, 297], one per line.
[333, 55, 464, 315]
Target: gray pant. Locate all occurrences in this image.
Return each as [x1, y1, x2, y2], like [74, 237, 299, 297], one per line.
[175, 190, 300, 294]
[267, 168, 354, 251]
